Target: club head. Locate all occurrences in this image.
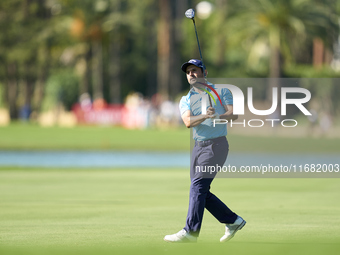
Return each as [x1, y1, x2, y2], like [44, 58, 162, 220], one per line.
[185, 8, 195, 19]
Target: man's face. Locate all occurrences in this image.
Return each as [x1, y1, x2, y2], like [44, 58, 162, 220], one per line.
[186, 65, 204, 85]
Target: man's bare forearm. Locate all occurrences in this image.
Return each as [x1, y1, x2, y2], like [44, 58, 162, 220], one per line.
[187, 115, 209, 127]
[219, 111, 238, 121]
[184, 114, 216, 128]
[218, 105, 238, 121]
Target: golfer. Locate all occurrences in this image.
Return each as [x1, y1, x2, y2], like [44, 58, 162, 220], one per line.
[164, 59, 246, 243]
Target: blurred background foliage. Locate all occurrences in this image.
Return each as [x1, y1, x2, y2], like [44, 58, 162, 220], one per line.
[0, 0, 340, 120]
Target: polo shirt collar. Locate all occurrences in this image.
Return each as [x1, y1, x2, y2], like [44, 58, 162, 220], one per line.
[189, 82, 215, 95]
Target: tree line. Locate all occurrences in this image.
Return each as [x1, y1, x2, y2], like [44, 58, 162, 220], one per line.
[0, 0, 339, 120]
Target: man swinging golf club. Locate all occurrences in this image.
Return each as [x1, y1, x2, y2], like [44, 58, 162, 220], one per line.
[163, 59, 246, 243]
[163, 9, 246, 243]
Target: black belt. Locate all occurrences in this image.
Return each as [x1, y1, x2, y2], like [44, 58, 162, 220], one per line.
[195, 136, 226, 147]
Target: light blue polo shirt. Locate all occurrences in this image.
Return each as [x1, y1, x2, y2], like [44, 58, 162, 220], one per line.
[179, 84, 233, 141]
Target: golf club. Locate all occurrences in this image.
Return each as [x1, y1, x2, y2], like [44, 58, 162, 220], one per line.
[185, 8, 212, 107]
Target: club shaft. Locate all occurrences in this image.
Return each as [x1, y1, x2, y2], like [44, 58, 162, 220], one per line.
[192, 19, 212, 107]
[192, 19, 205, 77]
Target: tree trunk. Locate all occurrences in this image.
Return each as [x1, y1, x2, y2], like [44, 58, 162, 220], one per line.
[146, 15, 157, 97]
[92, 40, 104, 100]
[269, 46, 281, 78]
[35, 45, 50, 113]
[267, 46, 281, 108]
[268, 27, 281, 104]
[24, 58, 36, 107]
[24, 73, 33, 114]
[216, 0, 228, 66]
[168, 0, 185, 98]
[6, 63, 19, 119]
[79, 47, 90, 95]
[109, 35, 121, 104]
[157, 0, 171, 99]
[108, 0, 121, 104]
[313, 37, 324, 69]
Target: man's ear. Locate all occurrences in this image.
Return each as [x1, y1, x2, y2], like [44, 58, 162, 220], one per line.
[204, 69, 208, 77]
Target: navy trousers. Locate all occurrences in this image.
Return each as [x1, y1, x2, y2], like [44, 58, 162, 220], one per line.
[184, 136, 237, 237]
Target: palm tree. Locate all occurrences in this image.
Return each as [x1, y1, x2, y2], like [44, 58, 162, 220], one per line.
[226, 0, 336, 99]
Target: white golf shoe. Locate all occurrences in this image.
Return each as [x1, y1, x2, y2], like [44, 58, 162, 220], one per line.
[164, 229, 197, 243]
[220, 216, 246, 242]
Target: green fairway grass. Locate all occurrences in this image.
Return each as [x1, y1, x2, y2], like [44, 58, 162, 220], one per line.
[0, 168, 340, 255]
[0, 124, 189, 151]
[1, 123, 340, 153]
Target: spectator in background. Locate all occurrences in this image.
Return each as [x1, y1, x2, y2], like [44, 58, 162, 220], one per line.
[93, 98, 108, 111]
[307, 109, 318, 136]
[320, 112, 332, 135]
[79, 93, 92, 112]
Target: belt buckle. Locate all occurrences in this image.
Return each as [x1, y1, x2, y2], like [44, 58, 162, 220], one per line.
[197, 141, 204, 147]
[199, 140, 211, 147]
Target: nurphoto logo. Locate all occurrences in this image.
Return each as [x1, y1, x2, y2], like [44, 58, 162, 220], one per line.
[200, 84, 312, 128]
